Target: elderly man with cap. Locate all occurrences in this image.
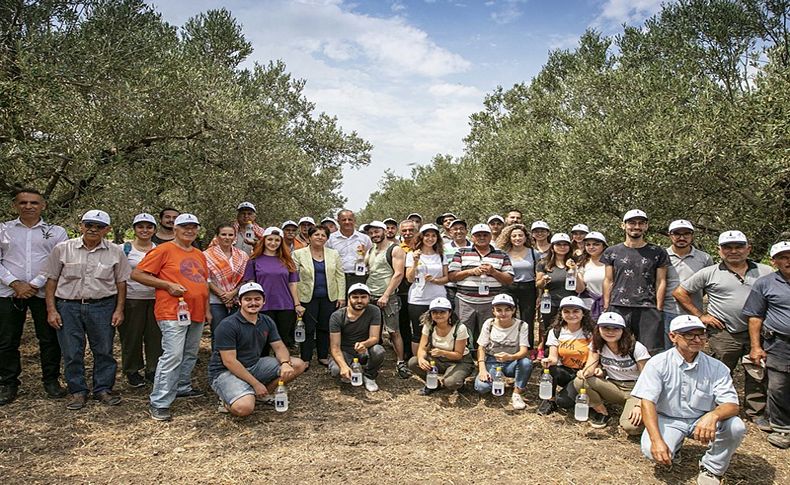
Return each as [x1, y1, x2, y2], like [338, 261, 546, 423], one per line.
[295, 217, 315, 249]
[328, 283, 386, 392]
[744, 241, 790, 448]
[279, 220, 300, 252]
[406, 212, 423, 229]
[320, 217, 339, 234]
[530, 220, 551, 255]
[209, 282, 306, 416]
[363, 220, 410, 378]
[326, 209, 373, 290]
[383, 218, 399, 244]
[632, 315, 746, 485]
[602, 209, 669, 356]
[0, 188, 69, 405]
[673, 230, 772, 430]
[132, 213, 211, 421]
[448, 223, 514, 348]
[44, 210, 131, 410]
[487, 215, 505, 242]
[232, 202, 264, 255]
[661, 220, 714, 349]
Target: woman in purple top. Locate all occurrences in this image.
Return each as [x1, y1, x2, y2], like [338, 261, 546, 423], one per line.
[243, 227, 303, 348]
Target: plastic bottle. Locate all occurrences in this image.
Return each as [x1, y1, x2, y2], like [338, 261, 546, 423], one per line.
[177, 298, 191, 324]
[492, 366, 505, 396]
[350, 358, 363, 386]
[565, 266, 577, 291]
[539, 368, 553, 400]
[540, 289, 552, 314]
[354, 250, 366, 276]
[294, 316, 306, 343]
[426, 360, 439, 389]
[274, 380, 288, 412]
[575, 388, 590, 421]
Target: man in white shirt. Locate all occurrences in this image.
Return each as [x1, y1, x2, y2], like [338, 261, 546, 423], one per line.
[0, 188, 68, 405]
[326, 209, 372, 289]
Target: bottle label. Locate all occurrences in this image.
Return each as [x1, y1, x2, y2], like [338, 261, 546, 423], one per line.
[354, 262, 366, 276]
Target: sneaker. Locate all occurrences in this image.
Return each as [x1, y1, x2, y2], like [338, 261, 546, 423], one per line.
[94, 391, 122, 406]
[145, 371, 156, 384]
[511, 393, 527, 410]
[590, 410, 612, 429]
[43, 380, 67, 398]
[768, 431, 790, 449]
[256, 395, 275, 406]
[696, 465, 721, 485]
[363, 376, 379, 392]
[217, 399, 229, 414]
[175, 388, 205, 399]
[537, 399, 557, 416]
[149, 405, 172, 421]
[0, 385, 18, 405]
[418, 386, 437, 396]
[126, 372, 146, 388]
[751, 416, 773, 433]
[396, 361, 412, 379]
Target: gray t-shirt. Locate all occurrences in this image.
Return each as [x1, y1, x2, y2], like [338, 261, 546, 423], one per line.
[681, 261, 773, 333]
[742, 272, 790, 337]
[663, 246, 714, 315]
[601, 243, 669, 308]
[329, 304, 382, 354]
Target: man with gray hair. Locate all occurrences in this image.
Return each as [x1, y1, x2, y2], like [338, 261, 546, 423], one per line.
[326, 209, 372, 289]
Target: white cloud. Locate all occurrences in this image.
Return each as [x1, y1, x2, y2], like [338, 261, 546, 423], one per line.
[428, 83, 483, 97]
[548, 34, 580, 50]
[487, 0, 528, 25]
[594, 0, 663, 27]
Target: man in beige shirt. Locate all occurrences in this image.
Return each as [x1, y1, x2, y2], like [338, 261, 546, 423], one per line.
[44, 210, 130, 410]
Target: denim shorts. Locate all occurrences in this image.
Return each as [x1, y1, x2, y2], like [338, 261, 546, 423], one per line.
[210, 356, 281, 405]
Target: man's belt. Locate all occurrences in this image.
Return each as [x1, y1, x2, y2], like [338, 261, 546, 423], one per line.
[57, 295, 115, 304]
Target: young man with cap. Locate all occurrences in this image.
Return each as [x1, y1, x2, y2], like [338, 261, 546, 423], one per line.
[328, 283, 386, 392]
[326, 210, 373, 290]
[321, 217, 339, 234]
[632, 315, 746, 485]
[435, 212, 456, 243]
[209, 282, 306, 417]
[448, 223, 514, 347]
[662, 220, 714, 349]
[442, 219, 471, 311]
[487, 215, 505, 242]
[363, 221, 410, 378]
[530, 220, 551, 256]
[132, 213, 211, 421]
[673, 230, 772, 430]
[743, 241, 790, 448]
[44, 210, 131, 410]
[406, 212, 423, 228]
[296, 217, 315, 249]
[233, 202, 264, 255]
[601, 210, 669, 356]
[383, 218, 399, 244]
[0, 188, 69, 405]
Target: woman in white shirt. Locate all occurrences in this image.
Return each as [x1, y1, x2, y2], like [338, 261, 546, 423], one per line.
[574, 311, 650, 434]
[405, 224, 449, 356]
[577, 231, 607, 322]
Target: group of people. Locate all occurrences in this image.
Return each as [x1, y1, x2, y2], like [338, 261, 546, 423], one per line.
[2, 189, 789, 485]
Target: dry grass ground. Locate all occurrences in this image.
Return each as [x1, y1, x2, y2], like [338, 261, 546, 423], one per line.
[0, 324, 787, 484]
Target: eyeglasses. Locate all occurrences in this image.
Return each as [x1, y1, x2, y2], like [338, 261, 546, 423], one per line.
[678, 332, 707, 341]
[83, 222, 107, 230]
[670, 232, 693, 238]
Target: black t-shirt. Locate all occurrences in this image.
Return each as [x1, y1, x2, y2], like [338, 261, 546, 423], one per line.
[208, 312, 281, 382]
[535, 262, 576, 304]
[329, 304, 382, 354]
[601, 243, 669, 308]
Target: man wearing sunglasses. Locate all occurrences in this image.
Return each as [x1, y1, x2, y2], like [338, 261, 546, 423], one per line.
[44, 210, 131, 410]
[633, 315, 745, 485]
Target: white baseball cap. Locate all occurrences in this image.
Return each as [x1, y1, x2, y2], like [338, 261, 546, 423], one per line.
[449, 219, 467, 228]
[407, 212, 423, 220]
[237, 201, 256, 212]
[550, 233, 571, 244]
[623, 209, 648, 222]
[348, 283, 371, 296]
[81, 210, 111, 226]
[770, 241, 790, 258]
[280, 220, 298, 229]
[383, 218, 398, 225]
[487, 215, 505, 224]
[597, 312, 626, 328]
[363, 220, 387, 232]
[571, 224, 589, 233]
[718, 230, 748, 245]
[263, 226, 283, 237]
[531, 220, 550, 231]
[132, 213, 156, 226]
[321, 217, 338, 226]
[419, 223, 441, 234]
[429, 297, 452, 311]
[492, 293, 515, 307]
[298, 217, 315, 225]
[669, 315, 706, 333]
[583, 231, 607, 244]
[471, 223, 492, 235]
[174, 213, 199, 226]
[238, 282, 265, 297]
[559, 296, 587, 309]
[668, 219, 694, 233]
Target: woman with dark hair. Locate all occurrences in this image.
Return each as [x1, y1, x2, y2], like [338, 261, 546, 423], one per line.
[577, 231, 607, 322]
[407, 297, 474, 395]
[243, 227, 303, 349]
[292, 225, 345, 367]
[535, 233, 585, 348]
[530, 220, 551, 256]
[537, 296, 593, 416]
[496, 223, 538, 348]
[405, 223, 449, 356]
[204, 223, 249, 349]
[573, 312, 650, 433]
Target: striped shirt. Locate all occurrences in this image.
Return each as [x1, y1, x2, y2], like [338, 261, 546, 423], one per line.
[447, 245, 513, 304]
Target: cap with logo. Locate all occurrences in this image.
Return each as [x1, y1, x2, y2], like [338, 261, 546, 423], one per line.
[669, 315, 706, 333]
[491, 293, 515, 307]
[471, 223, 492, 235]
[82, 210, 111, 226]
[597, 312, 626, 328]
[559, 296, 587, 309]
[487, 215, 505, 224]
[237, 201, 256, 212]
[531, 220, 550, 231]
[263, 226, 283, 237]
[429, 297, 452, 311]
[571, 224, 589, 233]
[770, 241, 790, 258]
[132, 213, 157, 227]
[348, 283, 371, 296]
[623, 209, 648, 222]
[718, 230, 748, 245]
[583, 231, 607, 244]
[174, 213, 199, 226]
[281, 220, 298, 229]
[238, 282, 265, 297]
[435, 212, 456, 225]
[419, 223, 441, 234]
[383, 218, 398, 225]
[362, 220, 387, 232]
[298, 217, 315, 226]
[668, 219, 694, 233]
[550, 233, 571, 244]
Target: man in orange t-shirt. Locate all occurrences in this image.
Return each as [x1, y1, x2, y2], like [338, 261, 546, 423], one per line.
[132, 213, 210, 422]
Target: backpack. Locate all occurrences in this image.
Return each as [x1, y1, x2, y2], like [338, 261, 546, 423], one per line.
[482, 318, 525, 354]
[368, 243, 396, 269]
[428, 322, 473, 354]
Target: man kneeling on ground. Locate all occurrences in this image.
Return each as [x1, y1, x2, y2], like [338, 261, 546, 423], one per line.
[632, 315, 746, 485]
[208, 282, 306, 416]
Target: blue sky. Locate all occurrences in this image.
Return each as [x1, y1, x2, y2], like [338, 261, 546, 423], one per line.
[151, 0, 665, 210]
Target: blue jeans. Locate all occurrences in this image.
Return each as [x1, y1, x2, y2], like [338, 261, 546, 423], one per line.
[209, 304, 237, 350]
[641, 414, 746, 476]
[56, 297, 117, 395]
[150, 320, 203, 408]
[329, 345, 386, 379]
[211, 356, 281, 405]
[474, 355, 533, 393]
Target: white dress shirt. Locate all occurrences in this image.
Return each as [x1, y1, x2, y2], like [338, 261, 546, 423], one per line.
[0, 218, 68, 298]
